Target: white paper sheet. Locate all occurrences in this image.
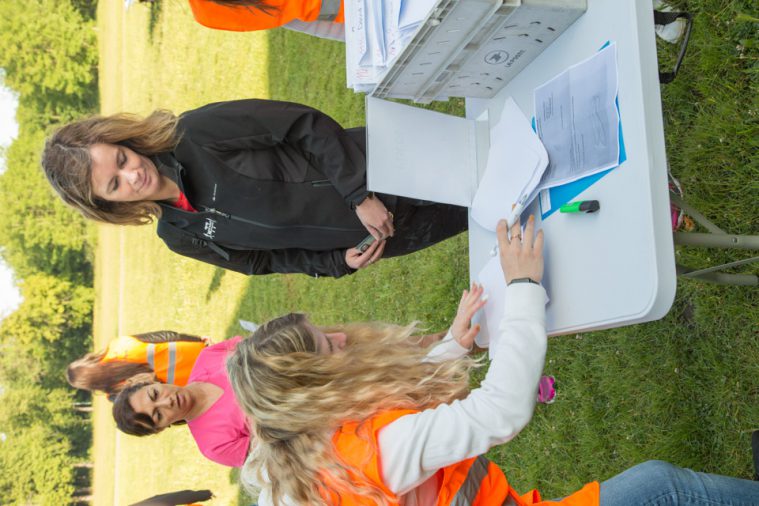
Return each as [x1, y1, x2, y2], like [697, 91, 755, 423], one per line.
[399, 0, 438, 30]
[345, 0, 441, 92]
[470, 97, 549, 231]
[475, 255, 507, 351]
[345, 0, 386, 90]
[476, 255, 549, 357]
[534, 42, 619, 188]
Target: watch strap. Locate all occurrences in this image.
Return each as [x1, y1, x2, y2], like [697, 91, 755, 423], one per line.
[507, 277, 539, 286]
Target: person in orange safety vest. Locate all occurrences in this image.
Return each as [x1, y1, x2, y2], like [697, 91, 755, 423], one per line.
[188, 0, 344, 36]
[67, 331, 209, 398]
[227, 215, 759, 506]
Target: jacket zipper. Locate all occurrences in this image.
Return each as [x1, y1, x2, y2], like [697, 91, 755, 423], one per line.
[311, 179, 332, 187]
[201, 206, 364, 233]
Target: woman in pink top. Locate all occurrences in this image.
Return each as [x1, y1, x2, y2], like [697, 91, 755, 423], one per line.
[112, 336, 253, 467]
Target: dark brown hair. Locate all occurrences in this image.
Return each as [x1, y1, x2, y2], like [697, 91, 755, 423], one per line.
[112, 382, 189, 437]
[210, 0, 278, 15]
[67, 350, 154, 397]
[112, 381, 161, 436]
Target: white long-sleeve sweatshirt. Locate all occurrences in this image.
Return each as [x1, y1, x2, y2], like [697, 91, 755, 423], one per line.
[256, 283, 547, 505]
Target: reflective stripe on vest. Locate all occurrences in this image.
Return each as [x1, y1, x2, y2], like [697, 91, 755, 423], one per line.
[146, 343, 178, 384]
[318, 0, 341, 20]
[451, 456, 518, 506]
[166, 342, 177, 385]
[147, 344, 155, 369]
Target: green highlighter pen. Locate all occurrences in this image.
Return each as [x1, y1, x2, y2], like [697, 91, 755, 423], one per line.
[560, 200, 600, 214]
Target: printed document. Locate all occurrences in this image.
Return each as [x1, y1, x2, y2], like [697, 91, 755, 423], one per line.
[470, 97, 549, 232]
[534, 42, 619, 188]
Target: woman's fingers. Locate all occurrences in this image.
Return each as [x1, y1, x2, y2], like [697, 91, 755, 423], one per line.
[534, 229, 544, 256]
[385, 211, 395, 237]
[523, 215, 535, 250]
[496, 219, 510, 253]
[357, 197, 395, 239]
[347, 239, 385, 269]
[459, 324, 480, 348]
[509, 216, 522, 244]
[367, 239, 386, 264]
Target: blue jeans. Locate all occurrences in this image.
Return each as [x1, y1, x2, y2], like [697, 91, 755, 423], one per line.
[599, 460, 759, 505]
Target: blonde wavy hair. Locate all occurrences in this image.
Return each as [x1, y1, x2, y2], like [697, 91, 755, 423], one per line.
[41, 111, 180, 225]
[227, 313, 479, 506]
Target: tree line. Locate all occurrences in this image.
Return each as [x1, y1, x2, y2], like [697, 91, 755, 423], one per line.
[0, 1, 99, 504]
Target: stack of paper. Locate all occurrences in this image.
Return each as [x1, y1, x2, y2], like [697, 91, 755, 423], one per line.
[345, 0, 438, 92]
[470, 97, 549, 232]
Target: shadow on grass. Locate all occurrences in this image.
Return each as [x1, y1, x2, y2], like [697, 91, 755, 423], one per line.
[206, 267, 227, 302]
[265, 28, 465, 123]
[147, 0, 164, 42]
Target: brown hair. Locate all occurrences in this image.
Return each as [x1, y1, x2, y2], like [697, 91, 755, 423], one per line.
[67, 350, 154, 397]
[112, 381, 188, 437]
[210, 0, 278, 15]
[41, 111, 180, 225]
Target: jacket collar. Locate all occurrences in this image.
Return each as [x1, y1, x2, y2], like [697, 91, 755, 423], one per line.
[152, 152, 186, 193]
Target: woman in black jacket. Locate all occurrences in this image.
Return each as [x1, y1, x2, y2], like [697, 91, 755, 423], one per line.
[42, 99, 467, 277]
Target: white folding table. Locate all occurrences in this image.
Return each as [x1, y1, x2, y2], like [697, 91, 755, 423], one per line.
[466, 0, 676, 337]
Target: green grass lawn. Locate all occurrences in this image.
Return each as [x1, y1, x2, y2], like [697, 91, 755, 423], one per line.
[93, 0, 758, 504]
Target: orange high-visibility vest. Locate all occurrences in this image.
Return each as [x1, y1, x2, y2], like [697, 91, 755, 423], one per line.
[101, 335, 205, 386]
[188, 0, 344, 32]
[323, 410, 600, 506]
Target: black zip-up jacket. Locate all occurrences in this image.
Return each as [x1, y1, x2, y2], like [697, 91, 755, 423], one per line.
[154, 99, 397, 278]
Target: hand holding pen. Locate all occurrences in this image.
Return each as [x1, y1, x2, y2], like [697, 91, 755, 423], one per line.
[490, 196, 527, 256]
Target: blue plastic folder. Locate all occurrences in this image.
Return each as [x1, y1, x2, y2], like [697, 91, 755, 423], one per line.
[536, 41, 627, 220]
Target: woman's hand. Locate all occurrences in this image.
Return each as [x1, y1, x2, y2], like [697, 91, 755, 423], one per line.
[355, 195, 394, 240]
[345, 238, 386, 270]
[201, 337, 215, 346]
[497, 215, 544, 284]
[450, 283, 487, 349]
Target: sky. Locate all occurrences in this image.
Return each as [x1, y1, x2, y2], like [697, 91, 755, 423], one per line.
[0, 78, 22, 319]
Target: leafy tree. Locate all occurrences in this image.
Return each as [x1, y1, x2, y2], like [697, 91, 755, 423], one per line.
[0, 384, 89, 453]
[0, 0, 98, 128]
[0, 273, 93, 385]
[70, 0, 98, 20]
[0, 423, 76, 505]
[0, 124, 93, 284]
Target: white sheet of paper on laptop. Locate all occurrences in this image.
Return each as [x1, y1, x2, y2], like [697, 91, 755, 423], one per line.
[470, 97, 549, 231]
[366, 96, 478, 207]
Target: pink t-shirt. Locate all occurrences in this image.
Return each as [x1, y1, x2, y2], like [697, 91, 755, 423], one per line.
[186, 336, 250, 467]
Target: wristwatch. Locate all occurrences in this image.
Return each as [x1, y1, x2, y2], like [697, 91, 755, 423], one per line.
[507, 277, 539, 286]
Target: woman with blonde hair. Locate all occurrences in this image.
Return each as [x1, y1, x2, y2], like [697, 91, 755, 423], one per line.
[227, 216, 759, 506]
[67, 331, 209, 398]
[42, 99, 467, 278]
[111, 298, 486, 468]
